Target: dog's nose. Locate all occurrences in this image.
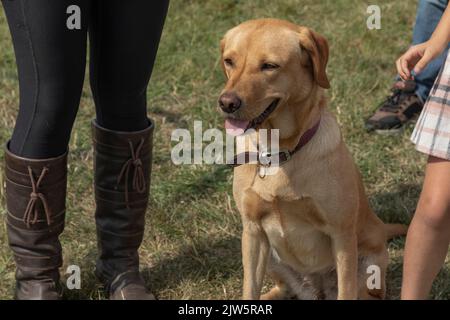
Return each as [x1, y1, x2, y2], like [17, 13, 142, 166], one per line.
[219, 92, 242, 113]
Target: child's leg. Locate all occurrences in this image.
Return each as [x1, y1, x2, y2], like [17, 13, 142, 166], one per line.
[401, 156, 450, 300]
[412, 0, 450, 101]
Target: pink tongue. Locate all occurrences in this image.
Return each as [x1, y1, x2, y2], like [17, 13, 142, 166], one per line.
[225, 118, 250, 136]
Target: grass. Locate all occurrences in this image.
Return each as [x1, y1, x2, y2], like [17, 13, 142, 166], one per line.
[0, 0, 449, 300]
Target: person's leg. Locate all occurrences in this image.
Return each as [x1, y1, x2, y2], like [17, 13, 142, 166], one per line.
[88, 0, 170, 300]
[401, 156, 450, 299]
[365, 0, 449, 133]
[89, 0, 169, 132]
[5, 0, 90, 158]
[2, 0, 90, 299]
[412, 0, 450, 101]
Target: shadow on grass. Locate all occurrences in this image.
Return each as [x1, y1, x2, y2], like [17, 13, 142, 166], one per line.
[386, 253, 404, 300]
[62, 250, 105, 300]
[179, 166, 231, 198]
[63, 183, 432, 300]
[153, 165, 232, 204]
[387, 253, 450, 300]
[144, 235, 241, 296]
[61, 235, 241, 300]
[370, 183, 421, 224]
[373, 184, 450, 299]
[371, 184, 418, 299]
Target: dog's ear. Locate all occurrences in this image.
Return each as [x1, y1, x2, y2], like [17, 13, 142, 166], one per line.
[298, 27, 330, 89]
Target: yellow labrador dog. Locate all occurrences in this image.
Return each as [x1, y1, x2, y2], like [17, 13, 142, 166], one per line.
[218, 19, 407, 300]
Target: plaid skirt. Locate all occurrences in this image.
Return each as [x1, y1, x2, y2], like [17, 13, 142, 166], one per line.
[411, 53, 450, 160]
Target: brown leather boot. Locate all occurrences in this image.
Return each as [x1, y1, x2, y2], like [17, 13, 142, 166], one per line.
[4, 143, 67, 300]
[91, 120, 155, 300]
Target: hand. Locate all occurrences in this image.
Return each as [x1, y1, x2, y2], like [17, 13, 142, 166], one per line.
[396, 40, 446, 80]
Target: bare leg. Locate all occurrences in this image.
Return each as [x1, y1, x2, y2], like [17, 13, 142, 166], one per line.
[401, 156, 450, 300]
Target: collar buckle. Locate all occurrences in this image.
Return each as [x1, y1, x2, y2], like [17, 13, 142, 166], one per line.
[259, 151, 272, 167]
[259, 150, 292, 167]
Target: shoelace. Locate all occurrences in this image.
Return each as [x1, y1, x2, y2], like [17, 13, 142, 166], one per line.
[117, 138, 146, 208]
[23, 166, 52, 228]
[381, 89, 404, 113]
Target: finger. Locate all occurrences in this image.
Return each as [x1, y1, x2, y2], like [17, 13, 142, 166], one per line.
[400, 56, 411, 80]
[414, 52, 431, 75]
[401, 47, 422, 78]
[396, 59, 404, 80]
[396, 58, 408, 80]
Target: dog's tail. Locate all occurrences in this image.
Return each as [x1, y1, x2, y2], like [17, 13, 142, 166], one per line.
[385, 223, 408, 240]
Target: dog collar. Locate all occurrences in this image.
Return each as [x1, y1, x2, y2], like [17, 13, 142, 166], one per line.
[229, 118, 321, 168]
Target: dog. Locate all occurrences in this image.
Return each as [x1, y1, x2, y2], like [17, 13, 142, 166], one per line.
[218, 19, 407, 300]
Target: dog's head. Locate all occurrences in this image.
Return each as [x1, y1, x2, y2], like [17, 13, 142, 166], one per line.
[219, 19, 330, 136]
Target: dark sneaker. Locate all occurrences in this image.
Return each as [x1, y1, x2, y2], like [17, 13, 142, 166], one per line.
[365, 80, 424, 134]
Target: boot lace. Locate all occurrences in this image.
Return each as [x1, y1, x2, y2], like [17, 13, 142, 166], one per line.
[23, 166, 52, 227]
[117, 138, 146, 208]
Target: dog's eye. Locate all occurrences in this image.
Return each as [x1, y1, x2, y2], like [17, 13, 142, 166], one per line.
[224, 58, 234, 67]
[261, 63, 280, 71]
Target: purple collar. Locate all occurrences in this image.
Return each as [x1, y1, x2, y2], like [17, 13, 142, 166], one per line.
[230, 118, 321, 167]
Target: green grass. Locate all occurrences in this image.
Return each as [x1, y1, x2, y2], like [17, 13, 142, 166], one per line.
[1, 0, 449, 300]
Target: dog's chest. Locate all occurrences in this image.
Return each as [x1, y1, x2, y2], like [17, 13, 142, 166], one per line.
[257, 194, 334, 273]
[250, 165, 305, 200]
[235, 163, 335, 272]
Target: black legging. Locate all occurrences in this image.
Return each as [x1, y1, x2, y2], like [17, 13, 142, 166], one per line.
[2, 0, 169, 158]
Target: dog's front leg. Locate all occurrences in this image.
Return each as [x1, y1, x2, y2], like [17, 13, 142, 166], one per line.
[242, 221, 270, 300]
[331, 233, 358, 300]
